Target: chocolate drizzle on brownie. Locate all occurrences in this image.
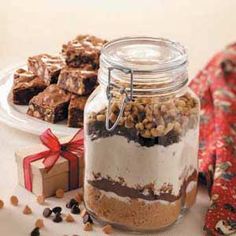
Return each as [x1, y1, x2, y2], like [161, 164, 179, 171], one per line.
[88, 170, 198, 202]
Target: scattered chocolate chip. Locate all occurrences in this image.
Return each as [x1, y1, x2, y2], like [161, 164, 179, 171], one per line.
[53, 213, 63, 223]
[52, 206, 62, 214]
[71, 205, 80, 215]
[43, 208, 52, 218]
[83, 213, 93, 224]
[31, 227, 40, 236]
[66, 198, 78, 209]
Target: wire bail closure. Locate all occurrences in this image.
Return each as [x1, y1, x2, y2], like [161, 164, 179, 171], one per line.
[105, 66, 134, 131]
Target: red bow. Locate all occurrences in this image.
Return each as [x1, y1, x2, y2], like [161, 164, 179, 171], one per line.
[23, 129, 84, 192]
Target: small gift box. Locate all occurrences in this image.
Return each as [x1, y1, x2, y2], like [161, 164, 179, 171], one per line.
[15, 129, 84, 197]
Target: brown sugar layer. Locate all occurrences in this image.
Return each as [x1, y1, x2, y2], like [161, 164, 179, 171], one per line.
[88, 169, 198, 202]
[85, 184, 181, 231]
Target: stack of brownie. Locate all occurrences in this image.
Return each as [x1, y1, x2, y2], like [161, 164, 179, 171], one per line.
[11, 35, 107, 128]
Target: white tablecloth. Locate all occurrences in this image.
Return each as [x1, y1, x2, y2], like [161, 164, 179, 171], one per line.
[1, 0, 235, 235]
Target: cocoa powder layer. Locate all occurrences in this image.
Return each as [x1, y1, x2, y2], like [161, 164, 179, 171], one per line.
[85, 184, 181, 231]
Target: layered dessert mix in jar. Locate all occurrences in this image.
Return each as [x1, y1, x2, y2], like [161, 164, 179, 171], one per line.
[84, 37, 200, 232]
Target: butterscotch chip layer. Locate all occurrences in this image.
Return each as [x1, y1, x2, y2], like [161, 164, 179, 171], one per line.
[88, 92, 199, 146]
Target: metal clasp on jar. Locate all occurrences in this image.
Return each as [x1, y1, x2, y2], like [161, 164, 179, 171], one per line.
[106, 66, 134, 131]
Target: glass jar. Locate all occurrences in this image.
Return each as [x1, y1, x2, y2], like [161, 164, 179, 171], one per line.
[84, 37, 200, 232]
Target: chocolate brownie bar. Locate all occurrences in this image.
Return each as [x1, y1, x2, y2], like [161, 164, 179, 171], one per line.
[62, 35, 107, 69]
[12, 68, 47, 105]
[57, 66, 97, 95]
[27, 85, 71, 123]
[28, 54, 65, 85]
[68, 95, 88, 128]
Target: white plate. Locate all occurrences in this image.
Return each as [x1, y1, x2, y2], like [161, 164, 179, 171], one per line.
[0, 64, 79, 136]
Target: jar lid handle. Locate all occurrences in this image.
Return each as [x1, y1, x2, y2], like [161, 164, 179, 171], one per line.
[105, 67, 134, 131]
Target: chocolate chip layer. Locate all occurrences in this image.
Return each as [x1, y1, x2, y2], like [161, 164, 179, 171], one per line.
[88, 121, 180, 147]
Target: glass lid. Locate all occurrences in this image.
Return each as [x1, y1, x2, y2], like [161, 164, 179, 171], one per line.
[101, 37, 187, 72]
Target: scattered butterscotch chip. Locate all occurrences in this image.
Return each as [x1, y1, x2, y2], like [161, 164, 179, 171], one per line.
[23, 205, 32, 215]
[10, 195, 19, 206]
[53, 213, 63, 223]
[35, 219, 44, 229]
[65, 213, 75, 222]
[36, 195, 45, 205]
[75, 192, 83, 203]
[80, 209, 87, 218]
[55, 189, 64, 198]
[102, 224, 113, 234]
[84, 222, 93, 231]
[0, 199, 4, 209]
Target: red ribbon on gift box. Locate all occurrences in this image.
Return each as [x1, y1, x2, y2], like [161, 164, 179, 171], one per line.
[23, 128, 84, 192]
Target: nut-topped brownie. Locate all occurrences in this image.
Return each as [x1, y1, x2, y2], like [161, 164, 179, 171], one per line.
[28, 54, 65, 85]
[12, 68, 47, 105]
[62, 35, 107, 69]
[57, 66, 97, 95]
[27, 85, 71, 123]
[68, 94, 88, 128]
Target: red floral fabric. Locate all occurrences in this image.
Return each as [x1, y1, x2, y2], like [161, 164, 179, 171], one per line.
[190, 43, 236, 235]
